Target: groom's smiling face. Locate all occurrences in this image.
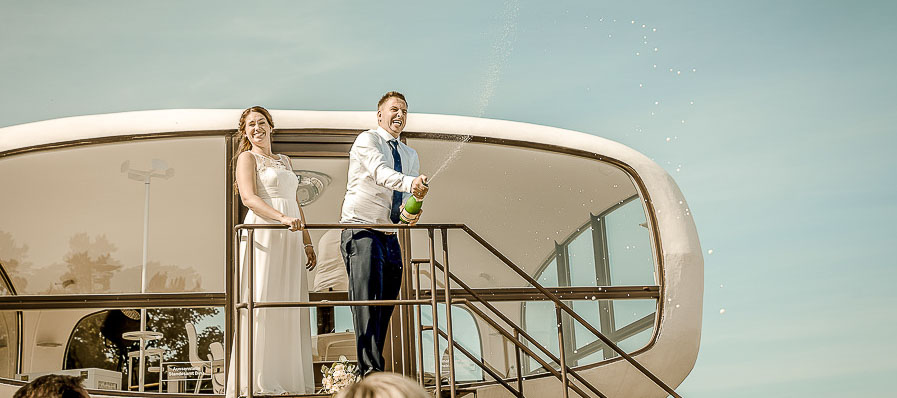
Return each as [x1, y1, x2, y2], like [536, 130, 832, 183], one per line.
[377, 97, 408, 137]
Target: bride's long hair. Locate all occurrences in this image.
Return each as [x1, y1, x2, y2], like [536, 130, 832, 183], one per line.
[232, 106, 275, 194]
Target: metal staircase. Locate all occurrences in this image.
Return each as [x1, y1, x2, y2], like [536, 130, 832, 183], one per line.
[234, 223, 681, 398]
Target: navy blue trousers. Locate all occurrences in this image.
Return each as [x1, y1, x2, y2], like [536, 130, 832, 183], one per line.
[340, 229, 403, 375]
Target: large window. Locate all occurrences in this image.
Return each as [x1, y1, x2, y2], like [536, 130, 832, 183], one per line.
[0, 137, 226, 296]
[64, 308, 224, 392]
[522, 196, 657, 373]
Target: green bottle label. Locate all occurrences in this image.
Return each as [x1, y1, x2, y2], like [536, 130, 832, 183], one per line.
[404, 195, 423, 214]
[400, 195, 424, 224]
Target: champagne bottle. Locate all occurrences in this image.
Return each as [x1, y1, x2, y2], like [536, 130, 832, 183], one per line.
[399, 195, 424, 224]
[399, 179, 427, 224]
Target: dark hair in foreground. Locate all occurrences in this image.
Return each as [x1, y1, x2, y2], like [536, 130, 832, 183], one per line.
[334, 372, 429, 398]
[13, 374, 88, 398]
[377, 91, 407, 108]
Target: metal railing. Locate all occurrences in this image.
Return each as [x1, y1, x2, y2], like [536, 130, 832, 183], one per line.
[233, 223, 679, 398]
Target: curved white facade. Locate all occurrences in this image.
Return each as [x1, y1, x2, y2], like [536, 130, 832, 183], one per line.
[0, 110, 701, 397]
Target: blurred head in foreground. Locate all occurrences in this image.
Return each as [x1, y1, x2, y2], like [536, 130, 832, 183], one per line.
[335, 372, 429, 398]
[14, 374, 89, 398]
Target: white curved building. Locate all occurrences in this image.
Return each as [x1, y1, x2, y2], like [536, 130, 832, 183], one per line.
[0, 110, 702, 397]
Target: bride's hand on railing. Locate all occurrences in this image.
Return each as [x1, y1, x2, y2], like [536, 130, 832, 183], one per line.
[279, 216, 302, 231]
[304, 245, 317, 271]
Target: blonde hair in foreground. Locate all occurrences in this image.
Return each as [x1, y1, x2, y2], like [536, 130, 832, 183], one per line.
[334, 373, 429, 398]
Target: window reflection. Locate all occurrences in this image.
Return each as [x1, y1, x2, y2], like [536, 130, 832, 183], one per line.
[64, 307, 224, 393]
[0, 137, 226, 296]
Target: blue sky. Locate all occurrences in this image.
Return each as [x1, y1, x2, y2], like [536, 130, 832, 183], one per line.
[2, 1, 896, 396]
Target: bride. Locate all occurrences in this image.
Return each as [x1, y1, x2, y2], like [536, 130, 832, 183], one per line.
[229, 106, 316, 395]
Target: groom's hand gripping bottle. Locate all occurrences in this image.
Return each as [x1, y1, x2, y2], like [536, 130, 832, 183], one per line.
[400, 178, 428, 224]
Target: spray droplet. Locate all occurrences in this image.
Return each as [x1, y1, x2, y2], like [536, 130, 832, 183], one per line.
[654, 47, 659, 52]
[720, 284, 724, 288]
[719, 308, 726, 314]
[653, 64, 657, 68]
[636, 52, 640, 56]
[675, 304, 680, 308]
[666, 137, 671, 142]
[652, 28, 656, 32]
[707, 249, 713, 255]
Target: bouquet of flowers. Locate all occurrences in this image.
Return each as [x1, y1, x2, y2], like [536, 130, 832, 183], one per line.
[319, 355, 360, 393]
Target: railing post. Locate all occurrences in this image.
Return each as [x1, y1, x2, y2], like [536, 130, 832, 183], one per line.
[246, 228, 254, 398]
[556, 304, 569, 398]
[441, 228, 457, 398]
[414, 261, 425, 386]
[233, 229, 242, 397]
[514, 329, 523, 397]
[428, 228, 441, 397]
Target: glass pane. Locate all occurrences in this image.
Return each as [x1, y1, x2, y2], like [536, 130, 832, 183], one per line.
[605, 299, 656, 360]
[605, 200, 655, 286]
[0, 311, 15, 378]
[536, 258, 558, 287]
[0, 137, 227, 295]
[612, 299, 656, 329]
[567, 227, 597, 287]
[5, 306, 228, 393]
[522, 301, 559, 373]
[572, 300, 601, 357]
[616, 327, 653, 353]
[419, 305, 483, 382]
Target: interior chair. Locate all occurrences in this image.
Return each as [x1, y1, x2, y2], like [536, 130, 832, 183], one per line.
[317, 331, 357, 361]
[185, 322, 212, 394]
[208, 342, 225, 394]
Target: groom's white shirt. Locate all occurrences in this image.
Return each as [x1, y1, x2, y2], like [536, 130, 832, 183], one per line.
[340, 126, 420, 225]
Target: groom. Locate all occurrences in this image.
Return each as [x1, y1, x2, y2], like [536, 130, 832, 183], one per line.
[340, 91, 428, 377]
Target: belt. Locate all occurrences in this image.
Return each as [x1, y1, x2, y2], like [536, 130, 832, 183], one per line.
[341, 228, 397, 236]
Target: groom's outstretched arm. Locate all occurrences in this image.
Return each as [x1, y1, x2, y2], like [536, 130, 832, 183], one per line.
[351, 131, 414, 193]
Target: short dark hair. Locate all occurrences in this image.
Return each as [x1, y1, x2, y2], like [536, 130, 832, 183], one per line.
[14, 375, 88, 398]
[377, 91, 407, 108]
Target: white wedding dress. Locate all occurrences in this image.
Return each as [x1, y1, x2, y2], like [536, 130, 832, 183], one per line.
[227, 152, 314, 396]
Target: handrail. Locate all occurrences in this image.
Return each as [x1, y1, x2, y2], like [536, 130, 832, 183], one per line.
[460, 225, 681, 398]
[421, 260, 605, 398]
[0, 292, 226, 310]
[233, 223, 677, 398]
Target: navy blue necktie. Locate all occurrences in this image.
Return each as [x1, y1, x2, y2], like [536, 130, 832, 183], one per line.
[387, 140, 403, 224]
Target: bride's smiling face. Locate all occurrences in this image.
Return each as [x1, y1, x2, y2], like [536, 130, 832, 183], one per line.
[244, 111, 273, 149]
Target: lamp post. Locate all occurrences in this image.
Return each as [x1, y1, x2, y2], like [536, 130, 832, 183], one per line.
[120, 159, 174, 392]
